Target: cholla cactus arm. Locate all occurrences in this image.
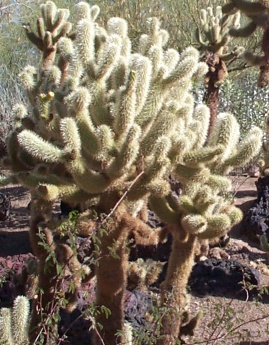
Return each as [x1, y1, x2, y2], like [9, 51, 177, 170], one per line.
[107, 17, 131, 57]
[219, 126, 263, 173]
[162, 49, 199, 85]
[149, 194, 180, 225]
[95, 35, 122, 81]
[229, 21, 257, 37]
[0, 296, 30, 345]
[15, 171, 65, 191]
[190, 104, 211, 148]
[223, 0, 265, 15]
[182, 145, 224, 166]
[207, 113, 263, 174]
[223, 0, 269, 87]
[130, 55, 152, 117]
[112, 70, 137, 137]
[65, 157, 112, 194]
[36, 183, 93, 204]
[0, 308, 13, 345]
[207, 174, 232, 192]
[11, 296, 30, 345]
[173, 165, 211, 184]
[140, 108, 176, 156]
[23, 1, 72, 70]
[105, 125, 141, 178]
[17, 130, 65, 163]
[4, 130, 37, 173]
[207, 112, 240, 162]
[75, 19, 95, 67]
[72, 111, 100, 155]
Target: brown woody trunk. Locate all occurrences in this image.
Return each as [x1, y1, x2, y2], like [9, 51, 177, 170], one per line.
[157, 232, 197, 345]
[203, 52, 227, 137]
[94, 212, 130, 345]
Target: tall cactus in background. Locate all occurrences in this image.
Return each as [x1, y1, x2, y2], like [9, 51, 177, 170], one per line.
[223, 0, 269, 87]
[0, 1, 263, 345]
[0, 296, 30, 345]
[196, 6, 244, 136]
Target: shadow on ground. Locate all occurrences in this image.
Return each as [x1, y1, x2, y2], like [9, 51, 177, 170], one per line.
[0, 231, 32, 256]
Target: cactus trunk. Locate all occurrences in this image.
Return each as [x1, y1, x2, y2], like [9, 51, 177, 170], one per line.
[203, 52, 227, 137]
[204, 85, 219, 138]
[94, 213, 130, 345]
[28, 198, 59, 345]
[157, 232, 197, 345]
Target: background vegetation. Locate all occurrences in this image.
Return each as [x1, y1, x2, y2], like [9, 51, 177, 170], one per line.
[0, 0, 267, 138]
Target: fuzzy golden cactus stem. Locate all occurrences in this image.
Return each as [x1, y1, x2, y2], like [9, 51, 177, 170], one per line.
[157, 232, 198, 345]
[0, 296, 30, 345]
[94, 213, 130, 345]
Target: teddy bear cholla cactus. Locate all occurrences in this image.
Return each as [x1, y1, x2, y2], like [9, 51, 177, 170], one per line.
[0, 2, 208, 343]
[0, 1, 262, 345]
[223, 0, 269, 87]
[149, 109, 262, 344]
